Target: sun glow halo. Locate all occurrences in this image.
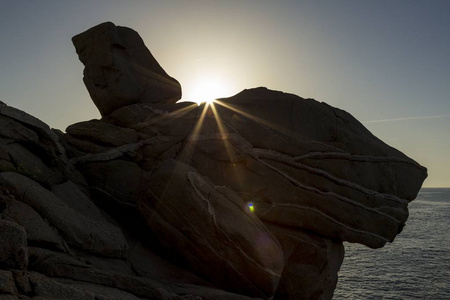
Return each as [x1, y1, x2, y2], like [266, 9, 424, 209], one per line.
[186, 77, 233, 105]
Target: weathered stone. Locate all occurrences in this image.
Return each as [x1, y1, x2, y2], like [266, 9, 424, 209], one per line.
[0, 173, 127, 258]
[11, 270, 32, 296]
[104, 102, 198, 133]
[265, 223, 344, 300]
[0, 23, 429, 300]
[78, 159, 144, 206]
[66, 120, 139, 147]
[52, 279, 141, 300]
[0, 105, 67, 186]
[4, 143, 65, 187]
[72, 22, 182, 116]
[182, 88, 428, 248]
[65, 134, 111, 155]
[51, 180, 111, 223]
[28, 247, 89, 273]
[164, 284, 261, 300]
[73, 251, 135, 277]
[1, 197, 65, 251]
[126, 237, 206, 284]
[0, 104, 67, 162]
[135, 136, 183, 170]
[28, 247, 178, 299]
[188, 133, 393, 248]
[0, 270, 17, 295]
[0, 147, 15, 173]
[27, 272, 95, 300]
[215, 87, 427, 199]
[0, 295, 19, 300]
[0, 116, 39, 144]
[140, 159, 284, 298]
[28, 247, 259, 300]
[0, 220, 27, 270]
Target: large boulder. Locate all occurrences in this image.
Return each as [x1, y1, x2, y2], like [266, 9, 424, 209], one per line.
[3, 142, 65, 187]
[265, 223, 344, 300]
[140, 159, 284, 298]
[63, 86, 427, 297]
[28, 247, 255, 300]
[72, 22, 182, 116]
[0, 103, 67, 163]
[0, 104, 68, 189]
[0, 22, 428, 300]
[0, 172, 127, 258]
[185, 87, 427, 248]
[66, 22, 427, 298]
[1, 193, 65, 251]
[66, 119, 140, 148]
[214, 87, 426, 200]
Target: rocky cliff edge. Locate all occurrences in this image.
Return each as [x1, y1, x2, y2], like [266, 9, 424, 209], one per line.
[0, 22, 427, 300]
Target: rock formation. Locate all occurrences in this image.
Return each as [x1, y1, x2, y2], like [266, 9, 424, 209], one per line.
[0, 22, 427, 299]
[72, 22, 181, 116]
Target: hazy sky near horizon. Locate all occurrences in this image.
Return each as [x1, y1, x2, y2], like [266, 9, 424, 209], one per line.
[0, 0, 449, 187]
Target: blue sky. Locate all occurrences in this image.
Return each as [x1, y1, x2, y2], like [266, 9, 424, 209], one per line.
[0, 0, 449, 187]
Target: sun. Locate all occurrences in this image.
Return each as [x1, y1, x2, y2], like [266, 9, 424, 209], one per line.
[184, 76, 233, 105]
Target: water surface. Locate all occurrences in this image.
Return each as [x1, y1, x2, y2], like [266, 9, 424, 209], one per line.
[334, 188, 450, 299]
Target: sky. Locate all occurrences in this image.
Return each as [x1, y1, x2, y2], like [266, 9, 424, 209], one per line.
[0, 0, 449, 187]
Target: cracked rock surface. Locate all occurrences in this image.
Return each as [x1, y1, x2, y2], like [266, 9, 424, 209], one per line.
[0, 22, 427, 299]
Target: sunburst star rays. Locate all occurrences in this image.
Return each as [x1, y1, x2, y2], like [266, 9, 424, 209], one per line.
[214, 99, 296, 139]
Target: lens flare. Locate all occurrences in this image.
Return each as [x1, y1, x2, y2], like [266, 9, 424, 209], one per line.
[248, 202, 255, 213]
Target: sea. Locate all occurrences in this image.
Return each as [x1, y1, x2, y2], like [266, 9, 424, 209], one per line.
[334, 188, 450, 300]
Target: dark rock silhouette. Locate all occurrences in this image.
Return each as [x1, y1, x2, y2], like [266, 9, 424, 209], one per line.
[0, 22, 427, 299]
[72, 22, 182, 116]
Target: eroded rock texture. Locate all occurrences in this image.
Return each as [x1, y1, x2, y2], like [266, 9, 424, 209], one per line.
[72, 22, 182, 116]
[0, 103, 255, 300]
[0, 22, 427, 300]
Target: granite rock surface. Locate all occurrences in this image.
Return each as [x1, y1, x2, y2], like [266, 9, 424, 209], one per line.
[0, 22, 427, 300]
[72, 22, 182, 117]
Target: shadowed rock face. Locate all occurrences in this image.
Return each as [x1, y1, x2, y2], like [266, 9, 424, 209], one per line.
[0, 22, 427, 300]
[204, 88, 427, 248]
[72, 22, 181, 116]
[140, 159, 285, 298]
[0, 103, 257, 300]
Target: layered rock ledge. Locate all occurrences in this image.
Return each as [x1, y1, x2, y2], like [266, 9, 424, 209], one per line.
[0, 22, 427, 299]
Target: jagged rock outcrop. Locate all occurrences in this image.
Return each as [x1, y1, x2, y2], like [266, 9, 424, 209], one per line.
[0, 103, 257, 300]
[205, 88, 426, 248]
[72, 22, 182, 116]
[0, 22, 427, 300]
